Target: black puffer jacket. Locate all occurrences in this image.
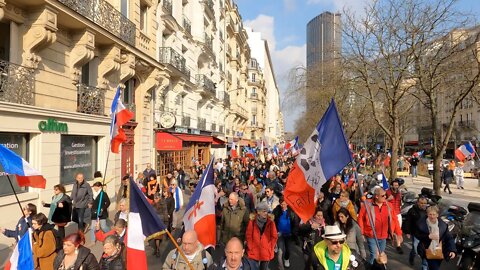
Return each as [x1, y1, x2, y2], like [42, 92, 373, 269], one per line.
[99, 250, 125, 270]
[54, 245, 100, 270]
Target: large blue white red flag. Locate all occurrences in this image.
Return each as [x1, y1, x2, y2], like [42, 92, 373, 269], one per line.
[0, 144, 46, 189]
[231, 141, 238, 158]
[110, 87, 134, 153]
[183, 158, 216, 248]
[127, 178, 166, 270]
[273, 144, 279, 158]
[455, 141, 475, 161]
[4, 229, 33, 270]
[284, 100, 352, 222]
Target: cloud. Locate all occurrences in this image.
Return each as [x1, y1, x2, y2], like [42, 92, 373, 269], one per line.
[245, 15, 276, 50]
[283, 0, 296, 12]
[245, 14, 306, 131]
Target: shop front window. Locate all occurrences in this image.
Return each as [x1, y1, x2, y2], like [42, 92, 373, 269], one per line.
[156, 150, 187, 180]
[0, 133, 28, 196]
[60, 135, 98, 185]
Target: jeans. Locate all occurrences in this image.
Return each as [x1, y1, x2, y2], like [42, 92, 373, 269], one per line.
[277, 234, 292, 269]
[366, 237, 387, 265]
[91, 219, 109, 241]
[410, 236, 419, 257]
[412, 166, 418, 177]
[75, 207, 86, 231]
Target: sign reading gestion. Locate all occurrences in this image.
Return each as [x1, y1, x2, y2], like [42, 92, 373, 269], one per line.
[156, 132, 182, 151]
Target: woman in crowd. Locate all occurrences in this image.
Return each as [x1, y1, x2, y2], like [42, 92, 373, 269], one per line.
[53, 231, 99, 270]
[91, 181, 111, 242]
[1, 203, 36, 241]
[299, 208, 326, 270]
[32, 213, 57, 270]
[146, 174, 160, 201]
[415, 205, 456, 270]
[42, 184, 72, 239]
[114, 199, 128, 224]
[331, 190, 358, 222]
[99, 235, 125, 270]
[163, 189, 175, 231]
[335, 208, 366, 259]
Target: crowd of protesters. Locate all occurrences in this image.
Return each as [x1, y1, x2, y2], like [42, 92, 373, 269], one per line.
[0, 147, 460, 270]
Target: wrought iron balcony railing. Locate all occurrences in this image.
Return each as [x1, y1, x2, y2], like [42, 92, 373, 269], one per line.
[183, 16, 191, 35]
[58, 0, 136, 46]
[159, 47, 190, 78]
[181, 115, 191, 127]
[196, 74, 216, 95]
[77, 84, 106, 115]
[0, 60, 35, 105]
[163, 0, 173, 15]
[198, 118, 207, 130]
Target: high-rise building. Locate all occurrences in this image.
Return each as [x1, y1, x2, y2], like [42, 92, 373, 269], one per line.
[306, 11, 342, 111]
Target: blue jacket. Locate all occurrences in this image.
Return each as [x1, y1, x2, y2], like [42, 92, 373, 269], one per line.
[3, 216, 32, 241]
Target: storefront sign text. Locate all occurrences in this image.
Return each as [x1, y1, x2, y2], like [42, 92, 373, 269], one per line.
[38, 118, 68, 133]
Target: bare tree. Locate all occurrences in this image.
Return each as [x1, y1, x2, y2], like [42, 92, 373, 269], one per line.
[342, 0, 419, 179]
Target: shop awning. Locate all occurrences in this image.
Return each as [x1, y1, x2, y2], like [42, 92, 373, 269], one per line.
[156, 132, 183, 151]
[173, 133, 213, 143]
[212, 137, 226, 145]
[238, 139, 255, 146]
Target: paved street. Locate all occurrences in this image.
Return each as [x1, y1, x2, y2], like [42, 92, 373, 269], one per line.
[0, 174, 477, 269]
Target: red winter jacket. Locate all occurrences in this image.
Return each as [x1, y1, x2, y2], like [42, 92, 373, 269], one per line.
[245, 215, 278, 261]
[358, 200, 402, 239]
[386, 190, 402, 215]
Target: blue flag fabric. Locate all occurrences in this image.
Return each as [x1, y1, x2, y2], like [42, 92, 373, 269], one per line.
[382, 173, 389, 190]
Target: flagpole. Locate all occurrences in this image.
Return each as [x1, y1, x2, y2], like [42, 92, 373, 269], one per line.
[165, 229, 195, 270]
[352, 160, 387, 270]
[6, 175, 27, 221]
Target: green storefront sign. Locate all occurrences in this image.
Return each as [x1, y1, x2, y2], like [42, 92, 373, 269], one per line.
[38, 118, 68, 133]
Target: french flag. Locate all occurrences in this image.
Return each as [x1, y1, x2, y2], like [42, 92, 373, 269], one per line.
[285, 136, 298, 151]
[183, 158, 216, 248]
[381, 172, 389, 190]
[0, 144, 46, 189]
[245, 147, 256, 159]
[272, 144, 279, 158]
[231, 141, 238, 158]
[110, 87, 134, 153]
[4, 229, 34, 270]
[455, 141, 475, 161]
[127, 178, 166, 270]
[284, 100, 352, 222]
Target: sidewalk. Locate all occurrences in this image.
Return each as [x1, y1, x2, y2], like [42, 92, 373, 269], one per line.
[408, 175, 480, 197]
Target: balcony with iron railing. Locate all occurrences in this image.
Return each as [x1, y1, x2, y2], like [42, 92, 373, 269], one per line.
[77, 84, 106, 115]
[198, 117, 207, 130]
[231, 104, 248, 119]
[0, 60, 35, 105]
[196, 74, 216, 95]
[163, 0, 173, 15]
[58, 0, 136, 46]
[159, 47, 190, 78]
[181, 115, 191, 127]
[183, 16, 192, 35]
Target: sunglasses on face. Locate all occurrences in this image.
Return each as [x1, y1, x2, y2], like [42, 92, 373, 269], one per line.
[329, 239, 345, 245]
